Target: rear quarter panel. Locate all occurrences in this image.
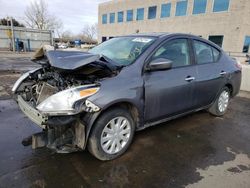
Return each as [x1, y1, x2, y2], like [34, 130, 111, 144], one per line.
[221, 53, 242, 97]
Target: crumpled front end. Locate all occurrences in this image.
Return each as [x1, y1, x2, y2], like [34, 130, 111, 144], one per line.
[12, 59, 112, 153]
[13, 69, 100, 153]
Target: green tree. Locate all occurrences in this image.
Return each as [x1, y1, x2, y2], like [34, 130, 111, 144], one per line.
[0, 18, 25, 27]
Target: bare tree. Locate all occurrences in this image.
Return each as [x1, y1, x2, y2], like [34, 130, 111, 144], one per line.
[61, 30, 73, 41]
[24, 0, 63, 31]
[54, 19, 64, 38]
[82, 23, 98, 41]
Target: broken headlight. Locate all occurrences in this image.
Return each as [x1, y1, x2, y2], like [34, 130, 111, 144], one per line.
[12, 68, 42, 93]
[36, 85, 99, 116]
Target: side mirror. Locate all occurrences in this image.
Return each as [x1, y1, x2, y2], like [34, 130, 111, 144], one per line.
[147, 58, 173, 71]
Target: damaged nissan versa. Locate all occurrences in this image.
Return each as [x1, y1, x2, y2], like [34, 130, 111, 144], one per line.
[12, 33, 242, 160]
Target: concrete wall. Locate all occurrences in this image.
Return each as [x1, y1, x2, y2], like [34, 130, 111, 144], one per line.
[0, 26, 53, 51]
[98, 0, 250, 54]
[241, 65, 250, 92]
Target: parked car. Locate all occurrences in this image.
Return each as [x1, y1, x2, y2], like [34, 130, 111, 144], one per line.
[12, 33, 242, 160]
[58, 43, 68, 49]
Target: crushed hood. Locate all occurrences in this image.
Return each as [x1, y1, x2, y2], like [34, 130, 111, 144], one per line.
[31, 45, 100, 70]
[45, 50, 100, 70]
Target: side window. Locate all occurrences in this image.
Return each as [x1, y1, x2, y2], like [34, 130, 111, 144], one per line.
[212, 47, 220, 62]
[152, 39, 190, 68]
[193, 40, 214, 64]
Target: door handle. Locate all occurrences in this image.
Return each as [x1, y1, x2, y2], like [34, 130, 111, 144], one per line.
[185, 76, 195, 82]
[220, 71, 227, 76]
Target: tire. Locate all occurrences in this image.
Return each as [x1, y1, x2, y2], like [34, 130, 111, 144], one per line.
[88, 107, 135, 161]
[208, 87, 230, 116]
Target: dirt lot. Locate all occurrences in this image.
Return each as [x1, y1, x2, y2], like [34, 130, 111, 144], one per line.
[0, 71, 20, 99]
[0, 54, 249, 188]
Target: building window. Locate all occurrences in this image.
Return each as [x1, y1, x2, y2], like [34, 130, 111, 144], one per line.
[109, 13, 115, 23]
[208, 35, 224, 47]
[148, 6, 157, 19]
[175, 0, 188, 16]
[137, 8, 144, 20]
[118, 11, 124, 23]
[213, 0, 230, 12]
[161, 3, 171, 18]
[243, 36, 250, 53]
[193, 0, 207, 14]
[127, 10, 133, 21]
[102, 14, 107, 24]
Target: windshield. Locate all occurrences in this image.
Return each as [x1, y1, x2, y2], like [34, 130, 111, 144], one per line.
[89, 37, 156, 66]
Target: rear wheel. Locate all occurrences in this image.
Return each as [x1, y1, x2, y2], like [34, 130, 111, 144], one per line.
[208, 87, 230, 116]
[88, 108, 135, 160]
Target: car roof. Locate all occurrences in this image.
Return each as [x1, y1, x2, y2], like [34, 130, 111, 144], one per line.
[125, 32, 199, 38]
[124, 32, 222, 50]
[126, 32, 170, 37]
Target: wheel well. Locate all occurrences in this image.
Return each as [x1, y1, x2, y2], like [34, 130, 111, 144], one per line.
[225, 83, 233, 96]
[99, 102, 141, 128]
[85, 102, 141, 148]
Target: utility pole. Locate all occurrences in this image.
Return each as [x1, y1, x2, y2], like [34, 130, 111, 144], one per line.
[50, 30, 54, 46]
[10, 17, 15, 52]
[6, 17, 11, 51]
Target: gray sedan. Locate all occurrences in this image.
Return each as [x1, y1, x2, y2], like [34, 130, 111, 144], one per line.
[13, 33, 242, 160]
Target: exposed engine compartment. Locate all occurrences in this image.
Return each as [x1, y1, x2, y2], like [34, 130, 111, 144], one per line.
[16, 63, 116, 107]
[13, 47, 122, 108]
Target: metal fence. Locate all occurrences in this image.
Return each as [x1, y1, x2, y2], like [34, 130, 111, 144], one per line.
[0, 25, 53, 51]
[226, 51, 250, 64]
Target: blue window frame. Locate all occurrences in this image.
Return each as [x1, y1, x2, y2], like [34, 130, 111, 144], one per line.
[102, 14, 107, 24]
[161, 3, 171, 18]
[175, 0, 188, 16]
[109, 13, 115, 23]
[137, 8, 144, 20]
[118, 11, 124, 23]
[213, 0, 230, 12]
[193, 0, 207, 14]
[127, 10, 133, 21]
[148, 6, 157, 19]
[243, 36, 250, 53]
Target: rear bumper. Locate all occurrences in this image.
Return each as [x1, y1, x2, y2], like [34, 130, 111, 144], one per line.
[17, 95, 47, 129]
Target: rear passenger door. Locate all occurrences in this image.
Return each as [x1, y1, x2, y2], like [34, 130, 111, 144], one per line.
[192, 40, 225, 108]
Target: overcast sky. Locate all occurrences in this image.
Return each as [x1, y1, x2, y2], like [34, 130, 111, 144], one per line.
[0, 0, 110, 34]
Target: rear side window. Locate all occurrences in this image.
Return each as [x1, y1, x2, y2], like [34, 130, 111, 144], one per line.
[152, 39, 190, 68]
[193, 40, 220, 64]
[212, 47, 220, 62]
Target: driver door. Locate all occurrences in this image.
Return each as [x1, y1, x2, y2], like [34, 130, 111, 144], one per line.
[144, 38, 197, 122]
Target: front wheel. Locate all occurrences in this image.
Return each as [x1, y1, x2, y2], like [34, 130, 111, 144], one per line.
[208, 87, 230, 116]
[88, 108, 135, 161]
